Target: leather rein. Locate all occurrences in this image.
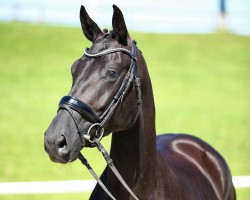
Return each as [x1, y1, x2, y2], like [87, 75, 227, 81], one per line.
[58, 41, 141, 200]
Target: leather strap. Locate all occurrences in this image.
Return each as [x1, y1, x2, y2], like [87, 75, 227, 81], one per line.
[94, 140, 139, 200]
[59, 96, 101, 124]
[78, 153, 116, 200]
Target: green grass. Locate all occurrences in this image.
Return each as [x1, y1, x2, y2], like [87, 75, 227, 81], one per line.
[0, 22, 249, 199]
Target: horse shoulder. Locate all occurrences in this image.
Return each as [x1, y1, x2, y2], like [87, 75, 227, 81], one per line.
[155, 133, 235, 200]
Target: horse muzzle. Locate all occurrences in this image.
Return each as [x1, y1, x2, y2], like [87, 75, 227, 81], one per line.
[44, 112, 85, 163]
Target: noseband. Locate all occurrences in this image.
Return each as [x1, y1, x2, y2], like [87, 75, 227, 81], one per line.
[59, 41, 141, 143]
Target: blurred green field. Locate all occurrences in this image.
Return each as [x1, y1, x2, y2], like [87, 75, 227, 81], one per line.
[0, 22, 249, 199]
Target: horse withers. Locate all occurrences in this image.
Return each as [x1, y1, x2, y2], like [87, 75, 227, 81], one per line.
[44, 5, 236, 200]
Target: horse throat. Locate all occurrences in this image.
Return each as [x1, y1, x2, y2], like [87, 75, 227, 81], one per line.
[109, 62, 157, 199]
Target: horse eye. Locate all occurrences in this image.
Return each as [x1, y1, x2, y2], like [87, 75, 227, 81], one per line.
[107, 69, 118, 78]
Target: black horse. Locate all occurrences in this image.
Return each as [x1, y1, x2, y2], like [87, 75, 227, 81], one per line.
[44, 5, 236, 200]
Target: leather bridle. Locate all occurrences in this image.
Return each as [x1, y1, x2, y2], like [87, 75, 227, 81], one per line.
[58, 41, 141, 200]
[59, 41, 141, 143]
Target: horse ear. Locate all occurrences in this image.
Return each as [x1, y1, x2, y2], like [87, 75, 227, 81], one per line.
[112, 5, 129, 46]
[80, 5, 103, 42]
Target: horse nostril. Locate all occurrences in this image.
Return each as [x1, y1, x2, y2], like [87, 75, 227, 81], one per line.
[55, 135, 69, 157]
[57, 136, 66, 148]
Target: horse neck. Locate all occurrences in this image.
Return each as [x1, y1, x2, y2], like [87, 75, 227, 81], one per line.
[109, 54, 156, 199]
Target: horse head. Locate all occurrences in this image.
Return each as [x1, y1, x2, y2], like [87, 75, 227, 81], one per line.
[44, 5, 141, 163]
